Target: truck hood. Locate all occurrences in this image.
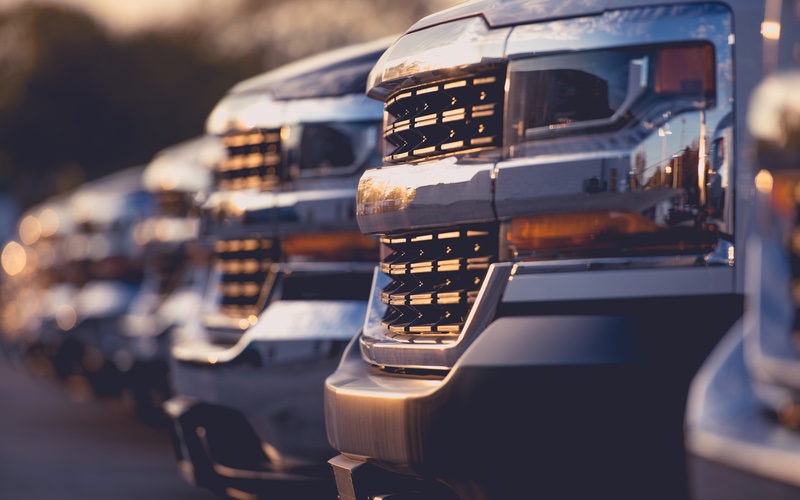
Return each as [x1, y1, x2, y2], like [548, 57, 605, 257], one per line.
[408, 0, 610, 31]
[228, 35, 396, 99]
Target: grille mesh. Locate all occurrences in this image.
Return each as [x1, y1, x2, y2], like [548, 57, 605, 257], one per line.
[215, 238, 279, 318]
[216, 129, 282, 191]
[379, 224, 498, 335]
[383, 71, 505, 163]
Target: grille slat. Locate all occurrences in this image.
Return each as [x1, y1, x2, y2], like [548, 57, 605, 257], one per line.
[215, 238, 279, 318]
[383, 72, 505, 163]
[379, 224, 498, 335]
[216, 128, 283, 191]
[384, 71, 504, 163]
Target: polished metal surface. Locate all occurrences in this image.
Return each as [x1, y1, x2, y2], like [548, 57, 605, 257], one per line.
[382, 71, 504, 163]
[356, 2, 741, 371]
[367, 16, 509, 100]
[360, 263, 513, 369]
[376, 224, 497, 336]
[355, 158, 496, 234]
[168, 37, 392, 496]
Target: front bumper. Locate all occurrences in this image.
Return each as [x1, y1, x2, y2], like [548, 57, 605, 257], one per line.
[165, 393, 336, 499]
[685, 321, 800, 499]
[114, 326, 174, 421]
[166, 299, 366, 496]
[326, 284, 741, 499]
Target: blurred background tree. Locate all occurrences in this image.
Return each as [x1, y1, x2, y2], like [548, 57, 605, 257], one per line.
[0, 0, 460, 214]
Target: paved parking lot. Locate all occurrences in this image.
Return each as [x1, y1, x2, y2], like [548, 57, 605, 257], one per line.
[0, 353, 217, 500]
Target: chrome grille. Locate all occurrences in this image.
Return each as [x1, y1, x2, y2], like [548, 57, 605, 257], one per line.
[215, 238, 279, 318]
[379, 224, 498, 335]
[217, 129, 282, 191]
[383, 71, 505, 163]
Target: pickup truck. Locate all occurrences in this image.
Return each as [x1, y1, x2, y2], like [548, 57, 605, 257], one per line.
[324, 1, 766, 498]
[164, 37, 391, 499]
[1, 193, 76, 370]
[685, 1, 800, 497]
[45, 165, 155, 397]
[117, 135, 221, 422]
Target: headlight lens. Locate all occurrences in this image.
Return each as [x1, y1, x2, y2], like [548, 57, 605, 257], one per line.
[505, 42, 715, 148]
[506, 209, 719, 259]
[281, 231, 378, 262]
[288, 121, 381, 179]
[502, 41, 723, 261]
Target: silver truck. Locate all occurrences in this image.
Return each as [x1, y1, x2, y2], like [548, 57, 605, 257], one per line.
[164, 37, 391, 499]
[324, 1, 767, 498]
[685, 0, 800, 497]
[52, 165, 155, 397]
[117, 135, 222, 422]
[1, 193, 76, 370]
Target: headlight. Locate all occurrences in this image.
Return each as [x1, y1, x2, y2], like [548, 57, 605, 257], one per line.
[505, 209, 719, 259]
[501, 41, 724, 261]
[505, 42, 715, 149]
[281, 231, 378, 262]
[287, 121, 382, 179]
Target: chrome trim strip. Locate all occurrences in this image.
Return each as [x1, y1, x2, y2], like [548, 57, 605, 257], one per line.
[503, 266, 734, 303]
[686, 322, 800, 489]
[367, 17, 510, 100]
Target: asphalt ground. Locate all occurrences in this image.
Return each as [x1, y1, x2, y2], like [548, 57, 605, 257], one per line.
[0, 352, 218, 500]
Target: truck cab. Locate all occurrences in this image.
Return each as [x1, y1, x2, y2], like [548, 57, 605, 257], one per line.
[164, 37, 391, 499]
[324, 2, 768, 499]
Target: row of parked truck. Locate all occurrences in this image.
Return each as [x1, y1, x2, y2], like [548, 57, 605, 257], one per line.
[1, 0, 799, 499]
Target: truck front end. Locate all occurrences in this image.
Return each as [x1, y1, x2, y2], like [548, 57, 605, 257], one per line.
[118, 135, 221, 422]
[685, 0, 800, 497]
[164, 38, 390, 499]
[325, 1, 763, 498]
[60, 166, 154, 397]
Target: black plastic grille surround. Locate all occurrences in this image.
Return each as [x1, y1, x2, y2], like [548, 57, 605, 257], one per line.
[215, 238, 279, 318]
[216, 129, 282, 191]
[383, 70, 505, 163]
[379, 224, 498, 335]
